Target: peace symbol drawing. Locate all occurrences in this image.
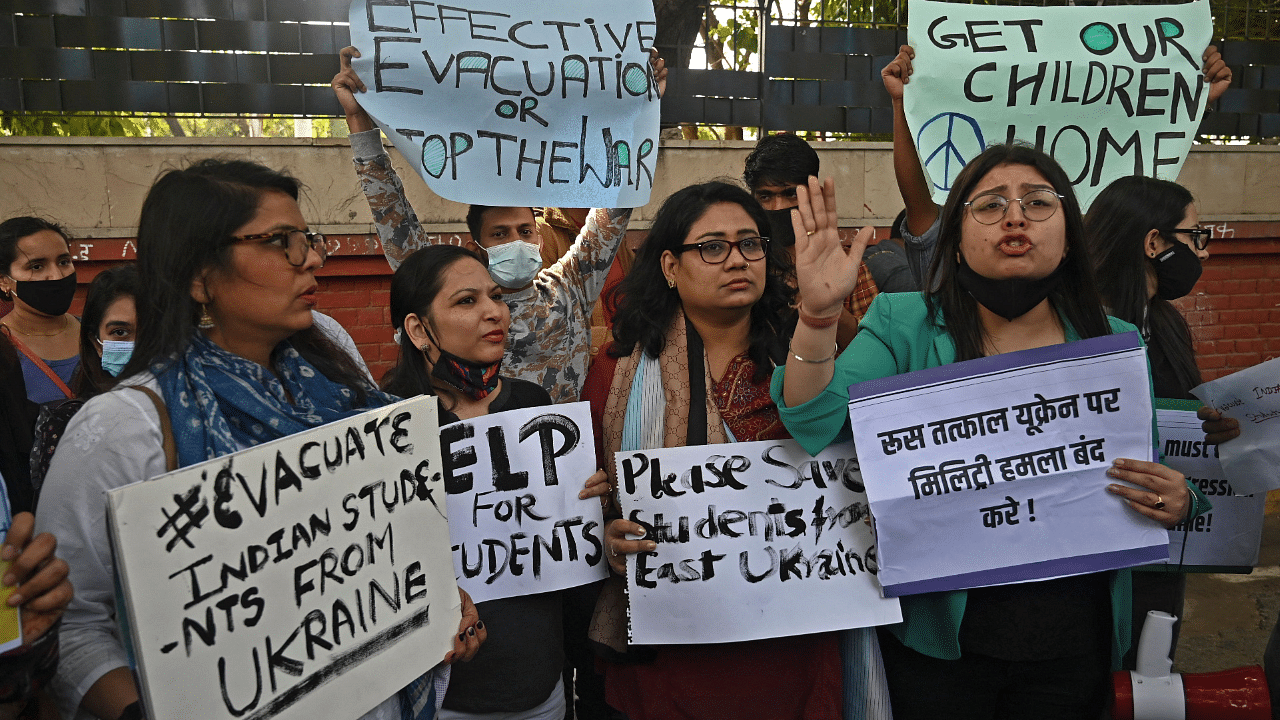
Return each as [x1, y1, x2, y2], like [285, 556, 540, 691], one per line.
[916, 112, 986, 194]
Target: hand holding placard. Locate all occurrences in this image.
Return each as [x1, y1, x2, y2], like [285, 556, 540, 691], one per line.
[1104, 457, 1192, 527]
[0, 512, 70, 646]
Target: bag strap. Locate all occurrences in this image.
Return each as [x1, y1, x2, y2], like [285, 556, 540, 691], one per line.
[2, 327, 73, 400]
[128, 386, 177, 472]
[684, 315, 708, 447]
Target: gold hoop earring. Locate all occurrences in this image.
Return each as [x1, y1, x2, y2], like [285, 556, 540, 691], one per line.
[667, 277, 675, 289]
[198, 304, 216, 330]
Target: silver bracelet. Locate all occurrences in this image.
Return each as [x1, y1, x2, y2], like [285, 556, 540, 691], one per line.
[790, 342, 838, 364]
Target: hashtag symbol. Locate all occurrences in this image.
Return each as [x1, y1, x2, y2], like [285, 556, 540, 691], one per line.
[157, 485, 209, 551]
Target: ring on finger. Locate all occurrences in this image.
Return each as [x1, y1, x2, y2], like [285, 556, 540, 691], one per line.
[1153, 495, 1166, 510]
[608, 542, 617, 558]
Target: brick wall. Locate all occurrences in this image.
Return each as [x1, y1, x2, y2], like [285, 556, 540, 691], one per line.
[1172, 227, 1280, 382]
[43, 221, 1280, 387]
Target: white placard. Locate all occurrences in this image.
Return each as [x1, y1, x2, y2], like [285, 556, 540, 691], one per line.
[1191, 356, 1280, 495]
[347, 0, 661, 208]
[847, 334, 1168, 596]
[905, 0, 1212, 211]
[1156, 407, 1264, 568]
[616, 438, 902, 645]
[442, 402, 607, 603]
[107, 396, 458, 720]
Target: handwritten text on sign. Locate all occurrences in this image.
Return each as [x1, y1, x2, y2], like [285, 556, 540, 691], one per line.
[443, 402, 607, 604]
[617, 439, 902, 644]
[848, 334, 1168, 597]
[107, 396, 458, 720]
[1191, 356, 1280, 495]
[348, 0, 661, 208]
[904, 0, 1211, 210]
[1155, 405, 1263, 568]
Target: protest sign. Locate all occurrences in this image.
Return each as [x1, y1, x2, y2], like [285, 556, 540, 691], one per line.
[616, 438, 902, 645]
[847, 333, 1168, 597]
[348, 0, 661, 208]
[442, 402, 607, 603]
[904, 0, 1212, 210]
[1147, 400, 1264, 571]
[1191, 356, 1280, 495]
[107, 396, 458, 720]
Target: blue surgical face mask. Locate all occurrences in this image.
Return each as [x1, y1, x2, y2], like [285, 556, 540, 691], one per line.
[485, 241, 542, 288]
[100, 340, 134, 377]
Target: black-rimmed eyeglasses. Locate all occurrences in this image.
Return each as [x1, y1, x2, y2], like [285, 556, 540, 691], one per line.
[672, 236, 769, 264]
[232, 230, 328, 267]
[1167, 227, 1211, 251]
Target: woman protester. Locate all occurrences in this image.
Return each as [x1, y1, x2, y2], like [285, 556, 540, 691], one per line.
[0, 218, 81, 404]
[775, 144, 1209, 720]
[72, 264, 139, 398]
[381, 243, 610, 720]
[583, 181, 844, 720]
[1086, 176, 1210, 668]
[35, 159, 482, 720]
[26, 265, 141, 504]
[1087, 176, 1208, 400]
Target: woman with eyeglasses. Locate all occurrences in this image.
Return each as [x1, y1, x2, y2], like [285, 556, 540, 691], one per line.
[36, 159, 483, 720]
[1085, 176, 1210, 671]
[775, 144, 1208, 720]
[1086, 176, 1209, 401]
[581, 181, 845, 720]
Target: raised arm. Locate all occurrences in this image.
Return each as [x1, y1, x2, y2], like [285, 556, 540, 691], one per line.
[333, 46, 433, 271]
[783, 177, 872, 408]
[882, 46, 939, 237]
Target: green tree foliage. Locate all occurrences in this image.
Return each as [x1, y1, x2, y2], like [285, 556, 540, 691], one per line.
[1, 112, 342, 138]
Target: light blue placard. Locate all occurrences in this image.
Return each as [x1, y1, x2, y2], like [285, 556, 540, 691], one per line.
[905, 0, 1212, 211]
[349, 0, 662, 208]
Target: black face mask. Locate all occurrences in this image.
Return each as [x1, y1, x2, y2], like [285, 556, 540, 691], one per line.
[957, 261, 1064, 321]
[1150, 241, 1202, 300]
[762, 208, 797, 248]
[10, 272, 77, 317]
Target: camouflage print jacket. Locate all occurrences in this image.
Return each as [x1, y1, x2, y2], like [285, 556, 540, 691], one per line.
[350, 130, 631, 402]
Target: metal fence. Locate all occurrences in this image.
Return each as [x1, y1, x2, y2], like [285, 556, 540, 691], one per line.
[1, 0, 1276, 136]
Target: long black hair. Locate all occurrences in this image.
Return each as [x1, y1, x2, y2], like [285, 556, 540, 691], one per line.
[73, 264, 140, 398]
[382, 244, 488, 409]
[608, 181, 796, 380]
[1086, 175, 1201, 397]
[925, 143, 1110, 361]
[122, 159, 371, 401]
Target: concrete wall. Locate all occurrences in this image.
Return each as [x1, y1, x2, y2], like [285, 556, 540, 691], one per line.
[2, 136, 1277, 380]
[2, 137, 1278, 237]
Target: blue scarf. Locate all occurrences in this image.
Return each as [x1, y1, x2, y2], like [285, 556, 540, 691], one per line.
[154, 333, 399, 467]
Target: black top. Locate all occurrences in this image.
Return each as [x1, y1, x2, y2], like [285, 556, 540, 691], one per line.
[437, 377, 567, 713]
[0, 334, 37, 514]
[958, 573, 1111, 661]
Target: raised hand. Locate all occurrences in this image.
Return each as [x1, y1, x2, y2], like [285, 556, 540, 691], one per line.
[649, 49, 668, 98]
[881, 45, 915, 102]
[792, 176, 872, 319]
[332, 46, 375, 133]
[1202, 45, 1233, 104]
